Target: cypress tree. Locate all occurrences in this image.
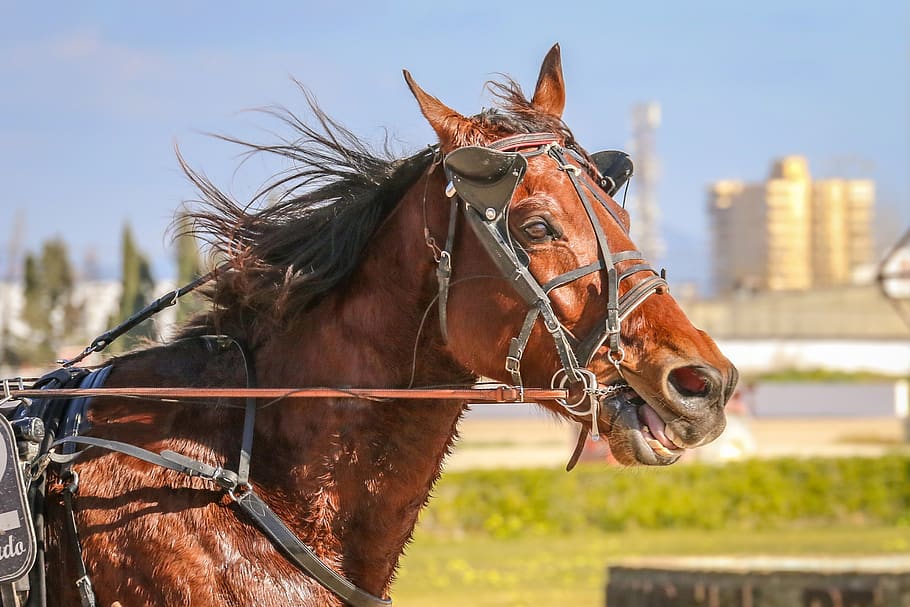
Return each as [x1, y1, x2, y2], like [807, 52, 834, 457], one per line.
[20, 253, 53, 362]
[16, 239, 79, 364]
[174, 212, 204, 324]
[112, 224, 157, 351]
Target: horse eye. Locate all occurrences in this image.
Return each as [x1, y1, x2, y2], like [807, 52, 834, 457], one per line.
[521, 220, 554, 242]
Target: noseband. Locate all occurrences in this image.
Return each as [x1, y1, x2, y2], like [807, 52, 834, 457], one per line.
[436, 133, 668, 436]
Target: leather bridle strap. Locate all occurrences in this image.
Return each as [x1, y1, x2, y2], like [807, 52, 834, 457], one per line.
[547, 145, 668, 367]
[491, 133, 563, 151]
[444, 132, 669, 408]
[550, 145, 625, 362]
[436, 195, 459, 344]
[461, 205, 583, 385]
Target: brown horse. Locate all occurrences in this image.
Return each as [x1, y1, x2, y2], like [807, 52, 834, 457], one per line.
[41, 44, 737, 606]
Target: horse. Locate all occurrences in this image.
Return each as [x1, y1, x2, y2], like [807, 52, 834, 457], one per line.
[33, 44, 737, 606]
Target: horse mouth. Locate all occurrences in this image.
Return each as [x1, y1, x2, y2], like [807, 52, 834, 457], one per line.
[599, 383, 686, 466]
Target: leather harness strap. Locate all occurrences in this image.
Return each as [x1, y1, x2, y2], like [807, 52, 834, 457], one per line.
[435, 195, 459, 344]
[31, 336, 392, 607]
[46, 434, 389, 607]
[46, 436, 390, 607]
[234, 491, 391, 607]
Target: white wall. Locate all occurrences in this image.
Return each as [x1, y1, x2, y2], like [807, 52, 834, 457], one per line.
[718, 339, 910, 376]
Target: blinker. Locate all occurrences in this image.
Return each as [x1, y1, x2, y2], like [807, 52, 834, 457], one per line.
[443, 146, 528, 221]
[591, 151, 633, 197]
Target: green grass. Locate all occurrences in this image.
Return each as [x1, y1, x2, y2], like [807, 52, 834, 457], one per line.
[390, 457, 910, 604]
[392, 526, 910, 607]
[753, 369, 907, 383]
[422, 458, 910, 536]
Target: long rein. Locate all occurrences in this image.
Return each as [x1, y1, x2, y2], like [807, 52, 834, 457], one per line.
[6, 385, 567, 403]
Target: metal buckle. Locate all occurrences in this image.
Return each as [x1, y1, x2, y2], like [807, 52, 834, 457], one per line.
[228, 482, 253, 503]
[505, 356, 520, 375]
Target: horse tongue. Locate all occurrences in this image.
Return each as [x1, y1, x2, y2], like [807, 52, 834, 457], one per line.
[639, 404, 678, 450]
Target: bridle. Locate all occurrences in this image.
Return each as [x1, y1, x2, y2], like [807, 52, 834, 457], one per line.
[435, 132, 669, 438]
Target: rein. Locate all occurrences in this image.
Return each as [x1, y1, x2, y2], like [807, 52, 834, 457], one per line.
[6, 386, 567, 402]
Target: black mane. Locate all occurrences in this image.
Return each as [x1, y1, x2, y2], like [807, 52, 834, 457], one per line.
[179, 78, 579, 339]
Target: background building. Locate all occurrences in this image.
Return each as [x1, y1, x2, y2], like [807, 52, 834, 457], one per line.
[627, 102, 664, 264]
[708, 156, 874, 294]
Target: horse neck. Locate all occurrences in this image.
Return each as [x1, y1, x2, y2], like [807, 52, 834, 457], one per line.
[251, 168, 469, 594]
[256, 165, 460, 388]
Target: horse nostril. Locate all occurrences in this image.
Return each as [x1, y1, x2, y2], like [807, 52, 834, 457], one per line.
[669, 366, 714, 398]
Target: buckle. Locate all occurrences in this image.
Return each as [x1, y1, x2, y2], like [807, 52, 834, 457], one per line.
[505, 356, 520, 374]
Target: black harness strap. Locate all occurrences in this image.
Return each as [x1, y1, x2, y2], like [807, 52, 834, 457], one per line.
[61, 485, 94, 607]
[542, 260, 603, 293]
[462, 209, 583, 384]
[56, 366, 111, 607]
[224, 336, 257, 488]
[47, 431, 390, 607]
[60, 265, 226, 368]
[47, 431, 389, 607]
[38, 335, 389, 607]
[506, 308, 542, 386]
[234, 491, 391, 607]
[45, 436, 239, 489]
[435, 195, 459, 344]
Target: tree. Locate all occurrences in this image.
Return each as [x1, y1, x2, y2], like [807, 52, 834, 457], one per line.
[174, 212, 205, 324]
[111, 225, 157, 351]
[15, 239, 81, 364]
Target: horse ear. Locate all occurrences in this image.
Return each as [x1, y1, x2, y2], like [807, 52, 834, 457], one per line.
[531, 43, 566, 119]
[403, 70, 475, 149]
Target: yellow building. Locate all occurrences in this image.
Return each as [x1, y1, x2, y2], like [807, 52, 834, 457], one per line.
[708, 156, 874, 294]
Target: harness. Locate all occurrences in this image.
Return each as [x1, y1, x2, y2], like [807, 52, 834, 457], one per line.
[436, 132, 668, 439]
[2, 340, 390, 607]
[0, 132, 667, 607]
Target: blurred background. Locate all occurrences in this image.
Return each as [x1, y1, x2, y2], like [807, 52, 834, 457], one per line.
[1, 2, 908, 605]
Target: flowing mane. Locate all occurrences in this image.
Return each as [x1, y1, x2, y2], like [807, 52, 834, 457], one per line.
[179, 79, 579, 341]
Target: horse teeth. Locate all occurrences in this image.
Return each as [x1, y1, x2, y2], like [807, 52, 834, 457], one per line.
[646, 438, 675, 457]
[665, 426, 685, 449]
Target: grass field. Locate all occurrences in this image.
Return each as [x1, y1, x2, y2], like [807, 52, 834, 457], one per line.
[392, 526, 910, 607]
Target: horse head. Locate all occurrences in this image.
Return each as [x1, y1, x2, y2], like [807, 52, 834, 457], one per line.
[404, 44, 738, 466]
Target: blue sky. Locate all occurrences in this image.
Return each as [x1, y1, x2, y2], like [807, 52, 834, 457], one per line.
[1, 1, 907, 288]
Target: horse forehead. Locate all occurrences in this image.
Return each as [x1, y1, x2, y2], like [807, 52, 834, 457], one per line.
[518, 156, 576, 204]
[518, 159, 632, 234]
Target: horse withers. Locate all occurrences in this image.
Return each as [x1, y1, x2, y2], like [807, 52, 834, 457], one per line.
[24, 44, 737, 606]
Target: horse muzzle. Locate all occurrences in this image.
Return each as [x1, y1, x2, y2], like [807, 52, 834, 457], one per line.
[594, 362, 737, 466]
